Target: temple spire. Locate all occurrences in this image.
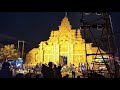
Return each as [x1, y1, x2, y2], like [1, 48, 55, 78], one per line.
[59, 12, 71, 31]
[65, 12, 67, 17]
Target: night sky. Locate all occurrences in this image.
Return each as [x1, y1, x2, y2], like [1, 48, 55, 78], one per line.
[0, 12, 120, 52]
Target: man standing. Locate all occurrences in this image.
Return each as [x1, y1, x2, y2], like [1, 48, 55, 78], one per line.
[71, 64, 76, 78]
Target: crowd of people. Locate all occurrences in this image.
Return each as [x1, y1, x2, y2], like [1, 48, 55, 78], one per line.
[0, 61, 106, 78]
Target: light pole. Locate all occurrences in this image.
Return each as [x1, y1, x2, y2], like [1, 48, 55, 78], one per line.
[17, 40, 25, 59]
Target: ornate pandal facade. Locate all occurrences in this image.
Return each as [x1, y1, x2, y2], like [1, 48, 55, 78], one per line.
[25, 15, 107, 67]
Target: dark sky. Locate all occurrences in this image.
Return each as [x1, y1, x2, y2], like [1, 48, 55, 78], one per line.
[0, 12, 120, 51]
[0, 12, 81, 48]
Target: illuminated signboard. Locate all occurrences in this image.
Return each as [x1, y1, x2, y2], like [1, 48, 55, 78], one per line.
[95, 56, 109, 63]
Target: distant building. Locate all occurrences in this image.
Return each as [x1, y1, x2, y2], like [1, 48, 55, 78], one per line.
[25, 15, 108, 67]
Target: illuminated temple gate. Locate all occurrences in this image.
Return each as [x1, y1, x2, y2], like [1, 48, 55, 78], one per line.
[25, 14, 107, 67]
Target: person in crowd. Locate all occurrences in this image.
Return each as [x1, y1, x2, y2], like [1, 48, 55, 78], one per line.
[0, 62, 13, 78]
[53, 64, 57, 78]
[41, 64, 49, 78]
[36, 73, 43, 78]
[47, 62, 54, 78]
[63, 74, 69, 78]
[77, 76, 80, 78]
[71, 64, 76, 78]
[14, 73, 24, 78]
[56, 66, 62, 78]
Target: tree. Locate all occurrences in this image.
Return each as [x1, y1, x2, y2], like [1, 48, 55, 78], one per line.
[0, 44, 20, 61]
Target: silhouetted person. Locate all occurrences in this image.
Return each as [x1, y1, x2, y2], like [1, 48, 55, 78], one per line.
[0, 62, 12, 78]
[47, 62, 54, 78]
[41, 64, 48, 78]
[63, 74, 69, 78]
[56, 66, 62, 78]
[77, 76, 80, 78]
[34, 64, 40, 74]
[88, 72, 105, 78]
[25, 73, 31, 78]
[114, 61, 119, 78]
[53, 64, 57, 78]
[14, 73, 24, 78]
[72, 71, 75, 78]
[30, 73, 36, 78]
[71, 64, 76, 78]
[36, 74, 43, 78]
